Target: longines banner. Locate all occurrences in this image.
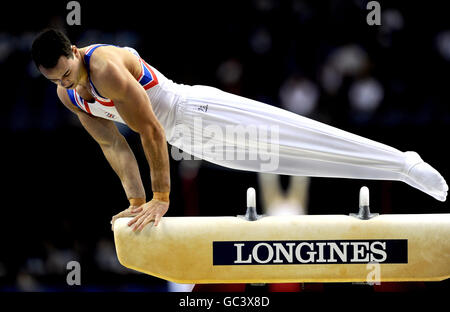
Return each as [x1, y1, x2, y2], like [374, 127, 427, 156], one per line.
[213, 240, 408, 265]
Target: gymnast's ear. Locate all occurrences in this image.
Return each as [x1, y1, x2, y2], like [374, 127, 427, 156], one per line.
[71, 45, 78, 57]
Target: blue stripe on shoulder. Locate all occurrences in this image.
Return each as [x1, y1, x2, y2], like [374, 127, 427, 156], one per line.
[139, 64, 151, 86]
[66, 89, 82, 110]
[83, 44, 112, 69]
[84, 44, 113, 99]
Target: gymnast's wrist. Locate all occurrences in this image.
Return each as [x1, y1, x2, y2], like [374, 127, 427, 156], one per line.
[129, 198, 146, 207]
[153, 192, 170, 202]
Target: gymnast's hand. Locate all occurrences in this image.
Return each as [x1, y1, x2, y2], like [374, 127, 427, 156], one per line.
[111, 198, 146, 231]
[127, 193, 170, 231]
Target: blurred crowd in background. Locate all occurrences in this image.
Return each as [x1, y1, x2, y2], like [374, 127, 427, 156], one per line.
[0, 0, 449, 292]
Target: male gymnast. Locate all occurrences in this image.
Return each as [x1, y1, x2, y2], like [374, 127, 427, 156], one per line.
[31, 29, 448, 232]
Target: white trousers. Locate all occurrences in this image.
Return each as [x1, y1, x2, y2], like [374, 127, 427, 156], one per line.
[169, 85, 447, 201]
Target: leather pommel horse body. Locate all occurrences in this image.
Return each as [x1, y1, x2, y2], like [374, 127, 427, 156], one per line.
[113, 212, 450, 284]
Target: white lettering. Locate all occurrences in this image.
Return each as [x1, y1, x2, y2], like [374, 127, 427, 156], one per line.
[252, 243, 274, 264]
[370, 241, 387, 262]
[273, 243, 296, 263]
[328, 242, 349, 263]
[351, 242, 370, 262]
[229, 240, 395, 265]
[295, 242, 316, 263]
[234, 243, 252, 264]
[316, 242, 327, 263]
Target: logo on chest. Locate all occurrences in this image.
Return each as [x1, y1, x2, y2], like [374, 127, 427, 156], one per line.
[104, 112, 116, 119]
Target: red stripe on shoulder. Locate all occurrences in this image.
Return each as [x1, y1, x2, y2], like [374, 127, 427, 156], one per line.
[94, 96, 115, 107]
[83, 100, 92, 114]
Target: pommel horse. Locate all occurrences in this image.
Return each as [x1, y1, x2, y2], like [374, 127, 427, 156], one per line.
[113, 187, 450, 284]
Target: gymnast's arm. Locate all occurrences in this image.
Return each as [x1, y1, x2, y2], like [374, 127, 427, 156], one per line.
[89, 56, 170, 230]
[56, 86, 146, 207]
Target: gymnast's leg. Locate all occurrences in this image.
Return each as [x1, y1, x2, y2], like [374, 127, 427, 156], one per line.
[172, 85, 448, 201]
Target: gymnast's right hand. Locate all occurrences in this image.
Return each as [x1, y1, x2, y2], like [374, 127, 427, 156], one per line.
[128, 192, 170, 232]
[111, 198, 146, 231]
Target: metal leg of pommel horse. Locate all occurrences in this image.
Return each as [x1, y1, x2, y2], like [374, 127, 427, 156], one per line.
[350, 186, 378, 220]
[193, 188, 262, 292]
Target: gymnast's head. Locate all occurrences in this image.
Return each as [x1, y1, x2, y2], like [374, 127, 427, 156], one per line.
[32, 28, 84, 90]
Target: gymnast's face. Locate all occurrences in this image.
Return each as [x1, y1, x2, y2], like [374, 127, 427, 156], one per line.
[39, 46, 84, 90]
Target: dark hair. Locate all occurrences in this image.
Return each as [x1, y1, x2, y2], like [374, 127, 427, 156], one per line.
[31, 28, 73, 69]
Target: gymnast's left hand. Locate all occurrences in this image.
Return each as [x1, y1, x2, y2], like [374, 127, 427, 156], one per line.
[127, 197, 169, 232]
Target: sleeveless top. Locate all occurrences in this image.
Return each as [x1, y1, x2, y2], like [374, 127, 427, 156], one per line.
[66, 44, 185, 141]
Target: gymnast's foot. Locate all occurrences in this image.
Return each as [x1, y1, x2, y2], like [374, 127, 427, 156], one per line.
[402, 151, 448, 201]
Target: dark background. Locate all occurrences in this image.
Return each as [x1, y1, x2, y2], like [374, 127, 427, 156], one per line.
[0, 0, 448, 292]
